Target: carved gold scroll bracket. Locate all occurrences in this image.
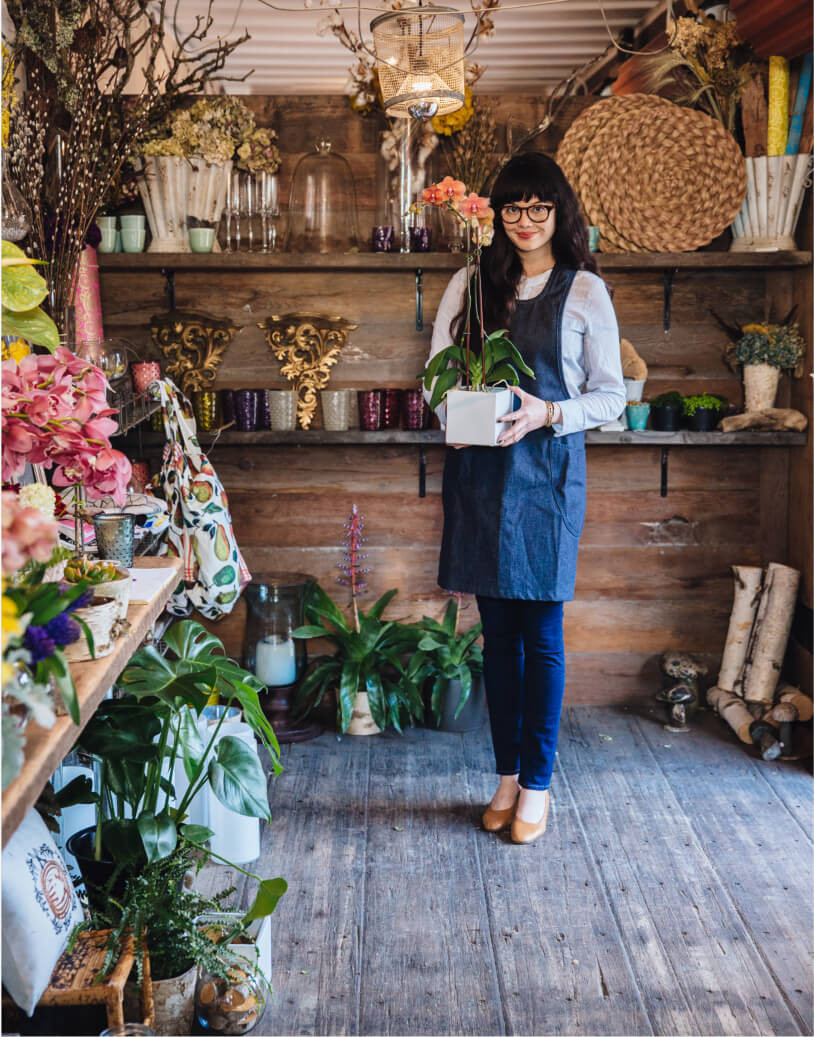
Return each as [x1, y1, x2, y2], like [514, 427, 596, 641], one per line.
[257, 313, 358, 429]
[150, 309, 240, 397]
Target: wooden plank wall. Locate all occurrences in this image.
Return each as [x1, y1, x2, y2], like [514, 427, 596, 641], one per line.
[106, 95, 811, 705]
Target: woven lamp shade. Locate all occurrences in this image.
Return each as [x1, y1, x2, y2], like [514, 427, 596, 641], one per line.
[371, 7, 465, 119]
[557, 95, 747, 252]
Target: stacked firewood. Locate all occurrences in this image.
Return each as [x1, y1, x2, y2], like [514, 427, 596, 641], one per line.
[707, 563, 811, 759]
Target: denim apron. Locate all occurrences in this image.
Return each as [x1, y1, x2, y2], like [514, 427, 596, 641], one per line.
[438, 264, 585, 601]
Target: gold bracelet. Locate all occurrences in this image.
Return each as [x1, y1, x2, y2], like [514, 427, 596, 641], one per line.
[545, 400, 555, 426]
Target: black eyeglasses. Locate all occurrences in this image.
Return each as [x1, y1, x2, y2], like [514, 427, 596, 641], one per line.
[501, 202, 555, 224]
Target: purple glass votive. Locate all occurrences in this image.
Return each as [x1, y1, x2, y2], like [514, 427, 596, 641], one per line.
[401, 389, 430, 430]
[257, 389, 271, 429]
[357, 389, 384, 431]
[409, 226, 432, 252]
[220, 389, 235, 426]
[382, 388, 401, 429]
[372, 225, 394, 252]
[234, 389, 258, 431]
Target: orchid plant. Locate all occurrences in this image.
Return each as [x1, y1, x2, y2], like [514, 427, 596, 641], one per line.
[1, 347, 132, 504]
[416, 177, 533, 411]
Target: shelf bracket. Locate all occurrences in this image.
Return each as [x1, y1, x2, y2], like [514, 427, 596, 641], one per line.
[661, 447, 669, 497]
[418, 444, 426, 498]
[663, 267, 677, 332]
[415, 268, 424, 332]
[161, 267, 176, 311]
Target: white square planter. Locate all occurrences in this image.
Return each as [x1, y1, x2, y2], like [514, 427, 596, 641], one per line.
[445, 387, 517, 447]
[197, 912, 272, 985]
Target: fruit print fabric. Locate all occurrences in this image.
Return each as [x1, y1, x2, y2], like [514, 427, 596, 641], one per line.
[155, 380, 250, 619]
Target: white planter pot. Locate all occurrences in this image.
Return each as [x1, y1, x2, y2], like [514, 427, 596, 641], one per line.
[187, 156, 232, 227]
[743, 362, 781, 411]
[135, 155, 190, 252]
[346, 691, 382, 736]
[730, 154, 813, 252]
[445, 387, 517, 448]
[197, 912, 272, 986]
[151, 964, 197, 1036]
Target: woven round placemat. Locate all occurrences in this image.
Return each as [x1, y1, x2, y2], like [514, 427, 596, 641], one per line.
[596, 105, 747, 252]
[556, 97, 623, 190]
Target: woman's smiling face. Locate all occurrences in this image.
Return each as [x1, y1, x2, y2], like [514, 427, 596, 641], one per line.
[501, 195, 557, 258]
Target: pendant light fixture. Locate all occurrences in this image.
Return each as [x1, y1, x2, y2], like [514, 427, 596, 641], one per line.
[370, 3, 465, 120]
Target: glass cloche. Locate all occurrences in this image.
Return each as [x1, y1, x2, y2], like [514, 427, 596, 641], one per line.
[285, 137, 359, 253]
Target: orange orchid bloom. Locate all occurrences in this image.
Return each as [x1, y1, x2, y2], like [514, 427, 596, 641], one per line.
[436, 176, 467, 202]
[458, 192, 493, 220]
[421, 185, 444, 204]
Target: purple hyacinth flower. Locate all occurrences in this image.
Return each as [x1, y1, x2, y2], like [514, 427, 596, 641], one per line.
[45, 612, 81, 647]
[23, 626, 56, 664]
[66, 588, 94, 611]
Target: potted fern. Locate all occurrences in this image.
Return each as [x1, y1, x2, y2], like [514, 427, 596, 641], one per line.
[650, 391, 684, 431]
[682, 393, 726, 431]
[405, 597, 485, 733]
[292, 506, 422, 734]
[416, 178, 534, 446]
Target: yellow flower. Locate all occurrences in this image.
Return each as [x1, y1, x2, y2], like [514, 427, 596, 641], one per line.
[2, 338, 30, 363]
[432, 87, 474, 136]
[2, 584, 22, 654]
[741, 323, 770, 336]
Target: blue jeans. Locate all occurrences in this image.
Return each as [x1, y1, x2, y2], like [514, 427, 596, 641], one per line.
[476, 596, 565, 791]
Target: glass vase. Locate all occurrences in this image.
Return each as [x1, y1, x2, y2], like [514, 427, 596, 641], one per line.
[1, 152, 31, 242]
[376, 122, 439, 252]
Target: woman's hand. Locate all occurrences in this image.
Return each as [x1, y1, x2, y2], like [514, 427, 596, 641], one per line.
[497, 387, 562, 446]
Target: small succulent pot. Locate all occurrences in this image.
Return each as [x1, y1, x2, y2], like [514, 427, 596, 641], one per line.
[685, 407, 719, 431]
[63, 596, 124, 661]
[651, 405, 682, 431]
[625, 401, 650, 430]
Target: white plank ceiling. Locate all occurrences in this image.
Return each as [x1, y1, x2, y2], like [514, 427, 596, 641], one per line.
[169, 0, 661, 95]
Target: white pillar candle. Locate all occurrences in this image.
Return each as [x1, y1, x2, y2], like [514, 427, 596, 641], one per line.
[255, 635, 297, 687]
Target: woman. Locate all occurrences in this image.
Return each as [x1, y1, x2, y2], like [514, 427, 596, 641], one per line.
[425, 152, 625, 845]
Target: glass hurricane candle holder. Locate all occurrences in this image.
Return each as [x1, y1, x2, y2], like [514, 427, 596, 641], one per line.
[357, 390, 384, 431]
[382, 388, 401, 429]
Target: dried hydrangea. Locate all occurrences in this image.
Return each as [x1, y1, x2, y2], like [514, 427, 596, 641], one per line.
[18, 482, 56, 519]
[735, 322, 806, 373]
[236, 127, 281, 174]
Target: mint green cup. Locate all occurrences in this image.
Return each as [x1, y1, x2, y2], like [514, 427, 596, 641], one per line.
[121, 227, 146, 252]
[119, 213, 145, 230]
[189, 227, 216, 253]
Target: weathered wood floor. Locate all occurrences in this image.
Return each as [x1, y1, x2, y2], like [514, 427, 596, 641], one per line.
[202, 704, 813, 1037]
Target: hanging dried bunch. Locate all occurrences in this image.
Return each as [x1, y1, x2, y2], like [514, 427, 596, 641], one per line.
[639, 14, 759, 134]
[441, 102, 498, 196]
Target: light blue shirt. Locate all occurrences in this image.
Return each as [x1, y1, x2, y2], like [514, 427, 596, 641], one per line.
[426, 266, 626, 436]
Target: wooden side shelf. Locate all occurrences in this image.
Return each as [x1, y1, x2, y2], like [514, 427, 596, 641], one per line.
[132, 429, 807, 447]
[1, 557, 183, 848]
[98, 250, 813, 272]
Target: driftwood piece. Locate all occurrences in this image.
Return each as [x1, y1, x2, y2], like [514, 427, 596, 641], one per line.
[718, 409, 808, 433]
[718, 566, 763, 693]
[707, 686, 754, 743]
[776, 682, 813, 722]
[741, 74, 769, 158]
[739, 563, 801, 704]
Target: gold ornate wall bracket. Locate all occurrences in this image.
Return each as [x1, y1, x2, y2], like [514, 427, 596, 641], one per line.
[257, 313, 358, 429]
[150, 309, 240, 397]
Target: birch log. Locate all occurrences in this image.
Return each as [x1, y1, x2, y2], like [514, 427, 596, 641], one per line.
[707, 687, 754, 743]
[739, 563, 801, 704]
[718, 566, 763, 693]
[776, 682, 813, 722]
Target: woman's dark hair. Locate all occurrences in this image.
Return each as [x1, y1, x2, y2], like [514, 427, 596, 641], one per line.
[451, 152, 597, 342]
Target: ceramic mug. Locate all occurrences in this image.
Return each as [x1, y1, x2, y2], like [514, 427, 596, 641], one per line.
[121, 227, 146, 253]
[268, 389, 298, 430]
[321, 389, 350, 431]
[97, 226, 117, 253]
[95, 215, 117, 230]
[189, 227, 216, 253]
[119, 213, 146, 230]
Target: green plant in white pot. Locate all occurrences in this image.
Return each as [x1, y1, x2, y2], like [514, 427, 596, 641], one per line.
[416, 178, 534, 446]
[406, 597, 484, 730]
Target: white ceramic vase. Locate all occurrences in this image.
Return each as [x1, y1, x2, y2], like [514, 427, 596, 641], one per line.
[730, 154, 813, 252]
[187, 156, 232, 229]
[135, 155, 190, 253]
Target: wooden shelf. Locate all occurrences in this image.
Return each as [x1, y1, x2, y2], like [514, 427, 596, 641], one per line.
[1, 557, 183, 848]
[133, 428, 807, 447]
[98, 250, 813, 272]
